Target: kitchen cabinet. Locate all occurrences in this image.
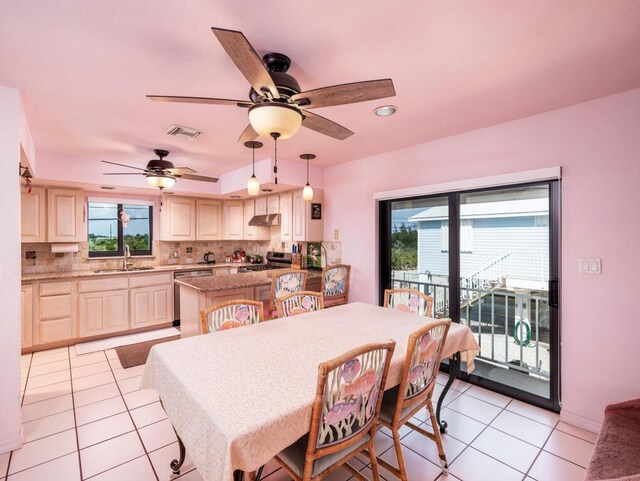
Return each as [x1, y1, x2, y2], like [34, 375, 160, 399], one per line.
[21, 285, 33, 348]
[196, 199, 222, 240]
[244, 200, 270, 241]
[129, 273, 173, 328]
[268, 195, 280, 215]
[21, 187, 47, 243]
[280, 191, 293, 242]
[292, 189, 324, 242]
[47, 188, 85, 243]
[35, 281, 75, 344]
[161, 196, 196, 241]
[254, 196, 267, 216]
[223, 200, 244, 240]
[77, 277, 129, 337]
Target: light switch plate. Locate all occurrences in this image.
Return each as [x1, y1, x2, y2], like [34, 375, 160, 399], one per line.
[579, 258, 602, 274]
[333, 229, 340, 240]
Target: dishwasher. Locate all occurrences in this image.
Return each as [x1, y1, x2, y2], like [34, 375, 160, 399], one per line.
[174, 269, 213, 324]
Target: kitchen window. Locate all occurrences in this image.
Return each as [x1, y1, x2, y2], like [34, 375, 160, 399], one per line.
[87, 202, 153, 257]
[441, 220, 474, 253]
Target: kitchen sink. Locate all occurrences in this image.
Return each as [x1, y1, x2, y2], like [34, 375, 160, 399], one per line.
[94, 266, 155, 273]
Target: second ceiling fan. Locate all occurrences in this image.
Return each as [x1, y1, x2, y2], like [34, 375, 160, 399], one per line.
[147, 27, 396, 141]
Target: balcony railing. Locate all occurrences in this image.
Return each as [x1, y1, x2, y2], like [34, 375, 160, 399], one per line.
[391, 273, 550, 380]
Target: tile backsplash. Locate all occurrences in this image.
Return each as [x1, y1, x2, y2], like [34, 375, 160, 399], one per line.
[22, 240, 342, 275]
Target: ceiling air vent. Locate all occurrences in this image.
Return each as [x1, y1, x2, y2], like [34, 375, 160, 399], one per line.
[165, 124, 202, 140]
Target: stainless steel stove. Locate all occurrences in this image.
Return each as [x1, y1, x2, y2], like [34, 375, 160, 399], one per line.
[238, 251, 293, 273]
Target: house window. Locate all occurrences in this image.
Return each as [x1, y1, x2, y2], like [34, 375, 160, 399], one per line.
[441, 219, 474, 252]
[87, 202, 153, 257]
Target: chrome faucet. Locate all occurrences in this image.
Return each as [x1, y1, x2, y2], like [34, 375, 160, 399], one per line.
[123, 245, 134, 270]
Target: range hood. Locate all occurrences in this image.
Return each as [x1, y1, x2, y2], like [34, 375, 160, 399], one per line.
[248, 214, 281, 227]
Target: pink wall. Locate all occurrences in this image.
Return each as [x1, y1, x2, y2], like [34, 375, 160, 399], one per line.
[323, 88, 640, 429]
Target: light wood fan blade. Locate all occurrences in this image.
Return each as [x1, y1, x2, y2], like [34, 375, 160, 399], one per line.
[166, 167, 196, 175]
[176, 173, 219, 183]
[211, 27, 279, 99]
[238, 124, 259, 143]
[101, 160, 147, 171]
[292, 79, 395, 109]
[302, 111, 354, 140]
[146, 95, 252, 107]
[103, 172, 145, 176]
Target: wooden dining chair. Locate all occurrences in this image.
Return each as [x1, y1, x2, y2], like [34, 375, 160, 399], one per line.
[200, 300, 264, 334]
[321, 264, 351, 307]
[375, 320, 452, 480]
[383, 288, 434, 317]
[275, 340, 396, 481]
[276, 291, 324, 318]
[267, 269, 308, 319]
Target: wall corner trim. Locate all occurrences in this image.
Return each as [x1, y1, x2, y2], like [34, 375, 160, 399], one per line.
[373, 166, 562, 201]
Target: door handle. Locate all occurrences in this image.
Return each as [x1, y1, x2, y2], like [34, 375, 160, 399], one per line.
[549, 278, 559, 308]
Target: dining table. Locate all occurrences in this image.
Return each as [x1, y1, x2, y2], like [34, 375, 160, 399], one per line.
[141, 302, 480, 481]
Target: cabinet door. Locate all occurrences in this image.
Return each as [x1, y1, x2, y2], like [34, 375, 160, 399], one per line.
[161, 196, 196, 241]
[223, 201, 244, 240]
[280, 192, 293, 242]
[244, 200, 256, 240]
[254, 196, 267, 216]
[78, 290, 128, 338]
[21, 285, 33, 348]
[130, 284, 172, 328]
[37, 294, 74, 344]
[47, 189, 85, 243]
[267, 195, 280, 214]
[196, 199, 222, 240]
[292, 190, 306, 242]
[21, 187, 47, 243]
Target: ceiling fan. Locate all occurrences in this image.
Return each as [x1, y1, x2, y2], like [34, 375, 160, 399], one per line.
[147, 27, 396, 141]
[102, 149, 218, 189]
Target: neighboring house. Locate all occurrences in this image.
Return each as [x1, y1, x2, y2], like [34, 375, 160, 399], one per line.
[408, 198, 549, 290]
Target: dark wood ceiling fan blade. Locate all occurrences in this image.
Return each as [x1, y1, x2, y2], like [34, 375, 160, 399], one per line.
[146, 95, 252, 107]
[211, 27, 279, 99]
[292, 79, 396, 109]
[101, 160, 147, 171]
[166, 167, 197, 175]
[302, 111, 354, 140]
[238, 124, 259, 143]
[176, 173, 219, 183]
[102, 172, 145, 176]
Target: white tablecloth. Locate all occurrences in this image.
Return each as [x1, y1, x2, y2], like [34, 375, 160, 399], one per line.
[141, 302, 479, 481]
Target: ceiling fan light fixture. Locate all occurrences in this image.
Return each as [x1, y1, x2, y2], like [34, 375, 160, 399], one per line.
[374, 105, 397, 117]
[146, 174, 176, 189]
[248, 103, 302, 139]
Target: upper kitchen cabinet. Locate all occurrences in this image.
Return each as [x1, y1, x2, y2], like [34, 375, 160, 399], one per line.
[223, 200, 244, 240]
[21, 187, 47, 243]
[254, 194, 279, 216]
[47, 188, 85, 243]
[280, 191, 293, 242]
[244, 199, 270, 241]
[196, 199, 222, 240]
[293, 189, 324, 242]
[160, 196, 196, 241]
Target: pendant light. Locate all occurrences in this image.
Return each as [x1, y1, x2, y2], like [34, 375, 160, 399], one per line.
[300, 153, 316, 201]
[245, 141, 263, 196]
[271, 132, 280, 185]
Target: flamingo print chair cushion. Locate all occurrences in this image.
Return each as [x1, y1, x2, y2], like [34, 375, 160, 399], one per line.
[384, 289, 433, 317]
[323, 265, 349, 298]
[315, 346, 391, 449]
[274, 272, 306, 299]
[276, 291, 324, 318]
[404, 322, 449, 400]
[201, 301, 262, 334]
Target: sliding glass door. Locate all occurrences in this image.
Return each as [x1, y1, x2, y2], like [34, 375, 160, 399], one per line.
[379, 181, 560, 411]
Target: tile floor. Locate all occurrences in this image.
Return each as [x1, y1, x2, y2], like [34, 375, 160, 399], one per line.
[2, 346, 596, 481]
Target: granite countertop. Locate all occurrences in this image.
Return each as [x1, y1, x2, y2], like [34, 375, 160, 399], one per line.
[21, 263, 256, 282]
[175, 269, 322, 293]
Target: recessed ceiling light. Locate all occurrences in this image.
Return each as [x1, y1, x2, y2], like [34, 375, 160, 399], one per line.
[100, 186, 116, 190]
[374, 105, 397, 117]
[261, 188, 273, 193]
[230, 195, 242, 199]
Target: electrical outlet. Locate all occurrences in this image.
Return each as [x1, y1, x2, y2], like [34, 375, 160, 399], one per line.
[173, 250, 178, 258]
[333, 229, 339, 240]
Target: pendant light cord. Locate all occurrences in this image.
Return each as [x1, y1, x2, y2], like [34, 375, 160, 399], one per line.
[272, 133, 279, 185]
[252, 145, 256, 176]
[306, 155, 309, 184]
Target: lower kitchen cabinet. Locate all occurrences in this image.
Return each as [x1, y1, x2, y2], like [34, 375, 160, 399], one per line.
[130, 284, 173, 328]
[35, 281, 75, 344]
[78, 290, 129, 337]
[21, 285, 33, 348]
